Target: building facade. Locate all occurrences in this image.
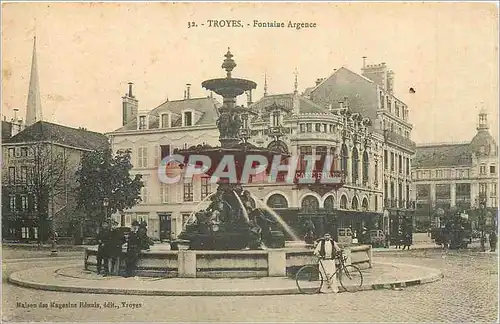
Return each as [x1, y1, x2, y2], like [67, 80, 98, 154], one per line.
[2, 121, 109, 241]
[109, 60, 416, 241]
[411, 109, 498, 230]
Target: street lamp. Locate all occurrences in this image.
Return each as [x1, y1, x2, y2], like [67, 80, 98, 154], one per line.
[103, 198, 110, 223]
[478, 201, 486, 252]
[383, 209, 390, 247]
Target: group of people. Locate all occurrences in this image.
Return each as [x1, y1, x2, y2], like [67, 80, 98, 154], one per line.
[394, 229, 412, 250]
[96, 220, 152, 277]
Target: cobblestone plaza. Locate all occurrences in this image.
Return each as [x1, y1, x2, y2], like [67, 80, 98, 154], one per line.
[3, 248, 498, 322]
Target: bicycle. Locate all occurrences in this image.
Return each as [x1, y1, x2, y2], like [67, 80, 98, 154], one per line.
[295, 250, 363, 294]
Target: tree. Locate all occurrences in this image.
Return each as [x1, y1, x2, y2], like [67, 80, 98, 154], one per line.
[76, 148, 143, 233]
[27, 142, 76, 243]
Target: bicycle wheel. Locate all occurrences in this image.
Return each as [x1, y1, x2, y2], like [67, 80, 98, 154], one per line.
[295, 265, 323, 294]
[339, 265, 363, 292]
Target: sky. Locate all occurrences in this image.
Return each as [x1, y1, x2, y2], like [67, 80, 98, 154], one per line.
[2, 2, 498, 145]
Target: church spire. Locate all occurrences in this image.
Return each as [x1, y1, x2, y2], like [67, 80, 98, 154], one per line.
[263, 73, 268, 97]
[294, 68, 298, 95]
[26, 36, 43, 126]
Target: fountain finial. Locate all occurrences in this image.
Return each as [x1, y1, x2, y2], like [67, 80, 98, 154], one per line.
[222, 48, 236, 78]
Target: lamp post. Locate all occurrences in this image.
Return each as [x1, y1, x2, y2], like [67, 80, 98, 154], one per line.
[103, 198, 110, 223]
[436, 207, 445, 247]
[383, 209, 390, 247]
[478, 201, 486, 252]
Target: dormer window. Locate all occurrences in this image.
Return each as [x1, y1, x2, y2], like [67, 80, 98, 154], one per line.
[161, 113, 170, 128]
[184, 111, 193, 127]
[138, 116, 147, 130]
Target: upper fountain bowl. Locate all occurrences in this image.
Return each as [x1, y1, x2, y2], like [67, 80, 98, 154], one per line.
[202, 78, 257, 98]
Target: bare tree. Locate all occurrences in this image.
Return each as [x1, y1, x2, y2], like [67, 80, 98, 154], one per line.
[27, 141, 77, 242]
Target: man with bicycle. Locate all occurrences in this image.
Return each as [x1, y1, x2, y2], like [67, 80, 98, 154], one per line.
[313, 233, 341, 293]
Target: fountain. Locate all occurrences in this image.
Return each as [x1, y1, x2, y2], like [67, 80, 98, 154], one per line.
[83, 49, 374, 278]
[173, 48, 290, 250]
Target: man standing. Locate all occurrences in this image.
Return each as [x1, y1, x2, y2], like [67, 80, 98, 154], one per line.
[489, 230, 497, 252]
[314, 233, 341, 293]
[96, 221, 111, 276]
[125, 221, 141, 278]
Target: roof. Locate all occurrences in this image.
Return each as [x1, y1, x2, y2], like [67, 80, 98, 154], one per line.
[470, 130, 497, 156]
[2, 120, 12, 140]
[249, 93, 329, 119]
[114, 97, 221, 131]
[413, 143, 473, 168]
[3, 121, 109, 151]
[309, 67, 379, 120]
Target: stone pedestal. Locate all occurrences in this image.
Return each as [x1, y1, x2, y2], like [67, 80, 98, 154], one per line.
[178, 251, 196, 278]
[267, 250, 286, 277]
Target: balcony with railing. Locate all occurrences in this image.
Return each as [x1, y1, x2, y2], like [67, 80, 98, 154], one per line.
[383, 129, 416, 152]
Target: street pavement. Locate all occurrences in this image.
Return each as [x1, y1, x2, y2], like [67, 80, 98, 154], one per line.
[2, 247, 498, 322]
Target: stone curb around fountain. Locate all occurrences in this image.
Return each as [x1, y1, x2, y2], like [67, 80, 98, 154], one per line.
[8, 261, 443, 296]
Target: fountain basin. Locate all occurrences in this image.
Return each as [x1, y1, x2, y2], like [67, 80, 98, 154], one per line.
[83, 245, 373, 278]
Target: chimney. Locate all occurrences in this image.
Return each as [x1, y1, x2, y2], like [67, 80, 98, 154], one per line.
[362, 56, 367, 68]
[361, 62, 389, 90]
[315, 78, 324, 86]
[128, 82, 134, 98]
[186, 84, 191, 99]
[339, 101, 344, 109]
[122, 82, 138, 126]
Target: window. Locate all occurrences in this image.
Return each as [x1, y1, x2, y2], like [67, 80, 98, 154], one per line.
[405, 130, 409, 138]
[9, 167, 15, 184]
[160, 145, 171, 160]
[329, 125, 334, 133]
[375, 161, 379, 183]
[390, 123, 394, 132]
[390, 152, 395, 171]
[406, 158, 410, 175]
[490, 165, 496, 174]
[138, 116, 147, 130]
[8, 148, 15, 158]
[480, 165, 486, 175]
[20, 147, 28, 157]
[395, 103, 399, 117]
[9, 195, 16, 211]
[161, 114, 169, 128]
[387, 97, 391, 113]
[491, 183, 497, 197]
[398, 155, 402, 173]
[380, 91, 384, 109]
[479, 183, 487, 196]
[20, 166, 27, 183]
[299, 124, 305, 133]
[315, 123, 321, 132]
[160, 184, 168, 203]
[267, 194, 288, 209]
[406, 185, 410, 203]
[21, 195, 28, 211]
[201, 177, 211, 199]
[299, 146, 313, 171]
[21, 227, 29, 239]
[384, 150, 388, 170]
[184, 111, 193, 126]
[272, 111, 280, 127]
[140, 187, 148, 204]
[323, 123, 327, 133]
[306, 123, 312, 132]
[183, 182, 193, 202]
[137, 146, 148, 168]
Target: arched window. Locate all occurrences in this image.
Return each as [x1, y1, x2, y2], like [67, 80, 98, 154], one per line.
[351, 196, 359, 210]
[363, 151, 369, 184]
[362, 198, 369, 211]
[340, 195, 348, 210]
[267, 194, 288, 209]
[301, 196, 320, 213]
[352, 147, 359, 183]
[324, 196, 335, 211]
[341, 144, 348, 175]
